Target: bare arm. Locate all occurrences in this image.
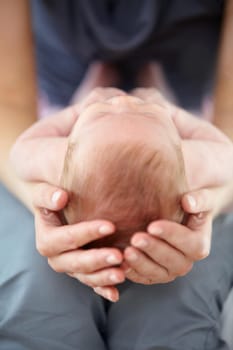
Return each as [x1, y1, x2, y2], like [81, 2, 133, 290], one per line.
[213, 0, 233, 141]
[0, 0, 37, 209]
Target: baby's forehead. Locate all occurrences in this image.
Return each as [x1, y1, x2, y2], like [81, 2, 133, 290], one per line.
[68, 96, 180, 169]
[72, 102, 174, 138]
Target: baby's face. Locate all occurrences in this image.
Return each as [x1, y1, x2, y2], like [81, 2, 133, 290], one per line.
[69, 88, 180, 164]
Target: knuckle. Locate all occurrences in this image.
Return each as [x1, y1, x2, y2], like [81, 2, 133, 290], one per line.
[34, 184, 48, 205]
[144, 277, 155, 285]
[86, 225, 99, 240]
[200, 188, 209, 201]
[88, 88, 105, 102]
[70, 258, 82, 273]
[167, 275, 176, 282]
[78, 274, 94, 287]
[36, 238, 49, 257]
[178, 262, 193, 277]
[47, 258, 63, 273]
[92, 87, 104, 95]
[193, 241, 210, 261]
[65, 228, 77, 248]
[197, 248, 210, 260]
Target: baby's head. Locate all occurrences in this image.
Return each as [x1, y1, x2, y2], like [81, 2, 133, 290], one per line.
[61, 88, 188, 249]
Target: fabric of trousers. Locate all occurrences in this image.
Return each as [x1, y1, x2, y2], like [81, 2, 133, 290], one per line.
[0, 183, 233, 350]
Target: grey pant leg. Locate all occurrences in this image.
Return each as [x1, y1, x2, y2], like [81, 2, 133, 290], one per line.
[221, 289, 233, 348]
[107, 214, 233, 350]
[0, 184, 107, 350]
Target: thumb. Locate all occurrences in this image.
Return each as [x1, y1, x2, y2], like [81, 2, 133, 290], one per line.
[33, 182, 68, 211]
[186, 211, 212, 232]
[182, 188, 222, 215]
[34, 206, 62, 229]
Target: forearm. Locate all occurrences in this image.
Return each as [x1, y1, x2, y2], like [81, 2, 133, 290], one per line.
[0, 103, 37, 211]
[0, 0, 39, 210]
[213, 0, 233, 141]
[211, 0, 233, 211]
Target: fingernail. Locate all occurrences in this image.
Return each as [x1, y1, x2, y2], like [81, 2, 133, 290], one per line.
[99, 225, 114, 235]
[186, 195, 196, 209]
[147, 226, 163, 235]
[106, 255, 121, 264]
[106, 290, 117, 302]
[51, 190, 62, 204]
[94, 287, 101, 294]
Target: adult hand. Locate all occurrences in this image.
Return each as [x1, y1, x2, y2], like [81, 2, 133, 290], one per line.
[10, 104, 79, 185]
[10, 89, 129, 302]
[124, 88, 233, 286]
[93, 185, 227, 294]
[33, 182, 125, 302]
[173, 106, 233, 191]
[120, 189, 213, 285]
[132, 88, 233, 211]
[75, 187, 222, 296]
[10, 88, 126, 186]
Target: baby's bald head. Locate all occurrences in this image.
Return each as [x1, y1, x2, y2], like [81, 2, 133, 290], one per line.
[61, 88, 188, 250]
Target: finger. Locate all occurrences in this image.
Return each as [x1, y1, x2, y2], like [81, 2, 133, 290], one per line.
[17, 105, 79, 140]
[125, 267, 163, 285]
[147, 213, 212, 261]
[72, 268, 125, 288]
[131, 88, 166, 104]
[172, 107, 230, 143]
[124, 246, 170, 284]
[48, 248, 123, 274]
[33, 183, 68, 211]
[131, 233, 193, 277]
[35, 209, 116, 256]
[11, 137, 68, 184]
[182, 189, 221, 214]
[186, 211, 212, 233]
[182, 140, 233, 189]
[93, 286, 119, 302]
[80, 87, 126, 110]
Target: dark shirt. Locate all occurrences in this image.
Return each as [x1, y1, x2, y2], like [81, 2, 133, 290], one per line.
[31, 0, 224, 109]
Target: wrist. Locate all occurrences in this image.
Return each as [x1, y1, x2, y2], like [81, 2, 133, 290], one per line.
[212, 112, 233, 142]
[1, 171, 34, 212]
[213, 180, 233, 216]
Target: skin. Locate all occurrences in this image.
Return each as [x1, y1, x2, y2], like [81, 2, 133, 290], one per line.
[0, 0, 231, 302]
[11, 88, 233, 302]
[62, 91, 187, 249]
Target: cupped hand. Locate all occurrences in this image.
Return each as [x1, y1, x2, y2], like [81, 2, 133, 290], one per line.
[10, 88, 126, 186]
[122, 189, 214, 285]
[112, 90, 232, 287]
[10, 105, 79, 185]
[132, 87, 233, 193]
[33, 182, 125, 302]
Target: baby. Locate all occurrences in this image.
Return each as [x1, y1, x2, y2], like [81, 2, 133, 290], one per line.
[61, 88, 188, 250]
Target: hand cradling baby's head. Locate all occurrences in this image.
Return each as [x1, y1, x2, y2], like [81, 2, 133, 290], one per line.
[61, 88, 188, 250]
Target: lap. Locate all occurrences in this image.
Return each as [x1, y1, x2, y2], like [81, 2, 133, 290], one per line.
[107, 215, 233, 350]
[0, 183, 107, 350]
[1, 183, 233, 350]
